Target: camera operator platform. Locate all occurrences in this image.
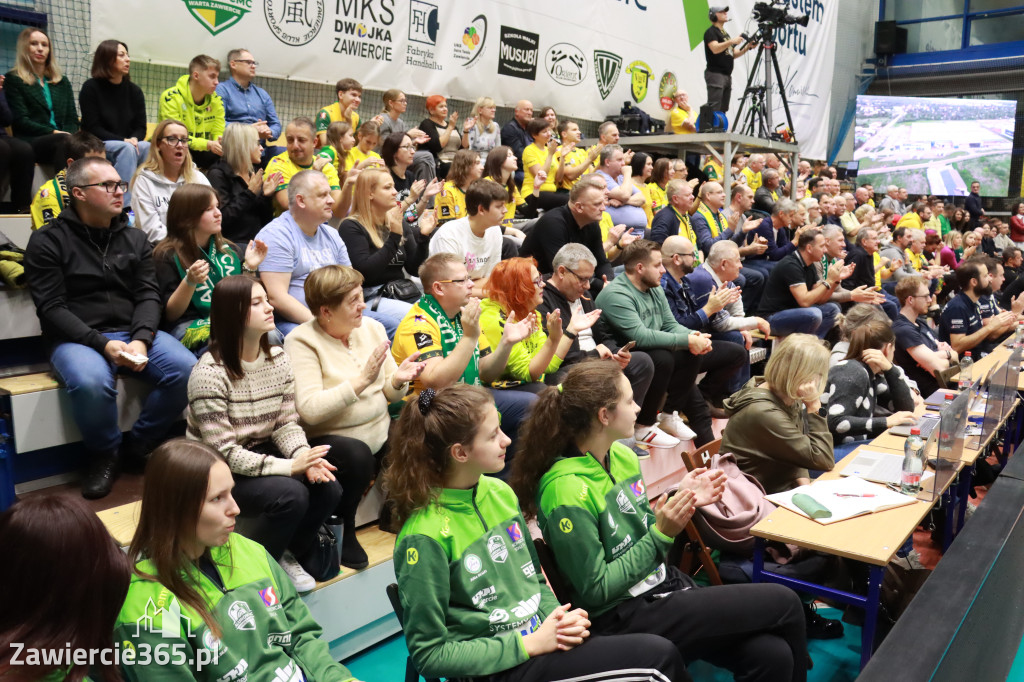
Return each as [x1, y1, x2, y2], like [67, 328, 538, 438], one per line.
[703, 6, 758, 118]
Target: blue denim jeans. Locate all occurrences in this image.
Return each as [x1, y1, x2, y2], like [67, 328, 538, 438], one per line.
[489, 387, 538, 479]
[49, 331, 197, 453]
[713, 330, 751, 393]
[768, 303, 840, 339]
[104, 139, 149, 208]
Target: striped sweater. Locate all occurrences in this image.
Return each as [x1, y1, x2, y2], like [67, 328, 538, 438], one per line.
[186, 346, 310, 477]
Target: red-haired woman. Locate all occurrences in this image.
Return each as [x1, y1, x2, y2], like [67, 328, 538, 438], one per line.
[419, 94, 468, 180]
[479, 257, 600, 388]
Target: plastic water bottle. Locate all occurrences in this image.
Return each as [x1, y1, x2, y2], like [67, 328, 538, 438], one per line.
[941, 392, 955, 410]
[901, 428, 924, 495]
[958, 351, 973, 391]
[1015, 321, 1024, 349]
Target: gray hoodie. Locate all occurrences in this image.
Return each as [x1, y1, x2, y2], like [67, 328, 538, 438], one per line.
[131, 165, 210, 243]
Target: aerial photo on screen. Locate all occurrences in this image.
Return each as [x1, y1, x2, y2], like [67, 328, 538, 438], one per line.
[854, 95, 1016, 197]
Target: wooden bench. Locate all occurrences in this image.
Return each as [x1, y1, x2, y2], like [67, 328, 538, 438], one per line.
[97, 500, 401, 661]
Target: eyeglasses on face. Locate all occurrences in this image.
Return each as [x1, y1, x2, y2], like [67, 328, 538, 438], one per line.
[160, 136, 190, 147]
[77, 180, 128, 194]
[563, 266, 592, 283]
[233, 59, 258, 66]
[398, 144, 416, 150]
[437, 277, 471, 285]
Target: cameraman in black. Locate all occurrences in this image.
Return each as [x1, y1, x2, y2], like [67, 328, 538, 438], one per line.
[704, 6, 757, 115]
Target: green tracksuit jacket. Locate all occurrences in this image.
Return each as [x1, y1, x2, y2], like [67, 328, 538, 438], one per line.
[115, 533, 354, 681]
[394, 476, 562, 679]
[158, 74, 226, 154]
[537, 442, 673, 618]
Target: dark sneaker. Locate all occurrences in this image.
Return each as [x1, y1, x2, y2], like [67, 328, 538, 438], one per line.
[804, 602, 844, 640]
[82, 450, 120, 500]
[340, 531, 369, 570]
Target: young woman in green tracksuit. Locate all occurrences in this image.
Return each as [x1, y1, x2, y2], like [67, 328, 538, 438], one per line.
[115, 439, 359, 682]
[510, 360, 810, 682]
[385, 384, 687, 681]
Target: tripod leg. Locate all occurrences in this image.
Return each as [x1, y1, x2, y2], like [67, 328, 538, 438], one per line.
[771, 48, 797, 143]
[731, 45, 764, 132]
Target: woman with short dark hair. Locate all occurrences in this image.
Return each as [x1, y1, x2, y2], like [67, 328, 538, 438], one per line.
[186, 275, 343, 590]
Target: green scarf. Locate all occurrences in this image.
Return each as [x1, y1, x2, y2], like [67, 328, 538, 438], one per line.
[418, 293, 481, 387]
[174, 238, 241, 349]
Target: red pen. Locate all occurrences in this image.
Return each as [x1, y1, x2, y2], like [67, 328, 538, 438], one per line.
[834, 493, 875, 498]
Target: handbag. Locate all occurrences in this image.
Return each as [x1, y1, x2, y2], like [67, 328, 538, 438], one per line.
[372, 279, 421, 308]
[299, 523, 341, 582]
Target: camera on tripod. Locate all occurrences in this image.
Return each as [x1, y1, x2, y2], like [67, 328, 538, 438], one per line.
[751, 0, 809, 28]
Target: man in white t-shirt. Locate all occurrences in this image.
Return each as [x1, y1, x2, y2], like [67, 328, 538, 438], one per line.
[428, 179, 507, 297]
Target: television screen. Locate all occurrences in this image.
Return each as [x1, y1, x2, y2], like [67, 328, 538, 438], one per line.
[853, 95, 1016, 197]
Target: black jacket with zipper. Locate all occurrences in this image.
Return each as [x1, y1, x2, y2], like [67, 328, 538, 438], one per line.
[25, 205, 160, 354]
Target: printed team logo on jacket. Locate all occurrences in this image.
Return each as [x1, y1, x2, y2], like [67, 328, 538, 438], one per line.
[464, 553, 483, 574]
[259, 586, 281, 611]
[506, 521, 524, 549]
[487, 535, 508, 563]
[616, 489, 637, 515]
[630, 479, 646, 500]
[227, 601, 255, 631]
[180, 0, 250, 36]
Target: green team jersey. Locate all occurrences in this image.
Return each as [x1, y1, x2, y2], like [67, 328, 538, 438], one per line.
[115, 534, 354, 682]
[537, 442, 672, 618]
[394, 476, 561, 679]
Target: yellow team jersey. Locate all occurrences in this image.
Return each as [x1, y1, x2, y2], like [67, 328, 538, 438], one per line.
[392, 301, 492, 396]
[314, 146, 353, 177]
[637, 182, 654, 228]
[316, 102, 360, 135]
[436, 181, 468, 224]
[266, 153, 341, 215]
[559, 147, 590, 190]
[905, 248, 928, 272]
[30, 170, 67, 230]
[502, 183, 525, 228]
[702, 157, 724, 181]
[521, 143, 559, 196]
[648, 182, 668, 215]
[896, 212, 923, 230]
[669, 106, 697, 135]
[600, 211, 614, 243]
[741, 167, 762, 192]
[348, 146, 382, 169]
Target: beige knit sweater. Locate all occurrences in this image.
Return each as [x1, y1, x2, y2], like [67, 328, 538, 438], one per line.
[186, 346, 310, 477]
[284, 317, 408, 453]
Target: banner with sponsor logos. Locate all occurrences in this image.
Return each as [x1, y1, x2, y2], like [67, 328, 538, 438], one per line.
[92, 0, 838, 158]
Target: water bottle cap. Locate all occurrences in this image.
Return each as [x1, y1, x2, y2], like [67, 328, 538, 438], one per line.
[965, 351, 972, 357]
[911, 428, 921, 435]
[944, 393, 955, 399]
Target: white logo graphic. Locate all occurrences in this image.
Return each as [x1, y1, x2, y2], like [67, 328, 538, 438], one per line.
[215, 659, 248, 682]
[272, 660, 305, 682]
[487, 535, 508, 564]
[617, 490, 637, 514]
[471, 586, 498, 607]
[511, 593, 542, 619]
[489, 608, 510, 624]
[521, 561, 536, 578]
[267, 631, 292, 646]
[464, 553, 483, 574]
[228, 601, 256, 631]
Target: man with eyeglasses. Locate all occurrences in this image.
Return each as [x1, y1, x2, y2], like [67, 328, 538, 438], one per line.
[217, 48, 283, 165]
[24, 157, 197, 499]
[659, 236, 747, 406]
[894, 275, 958, 397]
[392, 252, 536, 468]
[539, 243, 655, 414]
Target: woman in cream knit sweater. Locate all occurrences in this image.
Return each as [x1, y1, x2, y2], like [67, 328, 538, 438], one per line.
[285, 265, 425, 565]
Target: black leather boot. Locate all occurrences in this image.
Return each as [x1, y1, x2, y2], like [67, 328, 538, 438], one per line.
[82, 449, 120, 500]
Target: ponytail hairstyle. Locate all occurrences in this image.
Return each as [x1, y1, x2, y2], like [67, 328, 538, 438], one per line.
[383, 384, 494, 525]
[325, 120, 354, 171]
[510, 360, 626, 519]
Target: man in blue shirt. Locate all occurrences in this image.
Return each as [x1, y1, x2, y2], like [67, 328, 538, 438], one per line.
[939, 259, 1013, 357]
[216, 48, 283, 164]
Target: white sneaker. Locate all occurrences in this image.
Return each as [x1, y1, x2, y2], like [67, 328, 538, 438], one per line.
[616, 437, 650, 460]
[634, 424, 681, 448]
[279, 551, 316, 592]
[657, 411, 697, 441]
